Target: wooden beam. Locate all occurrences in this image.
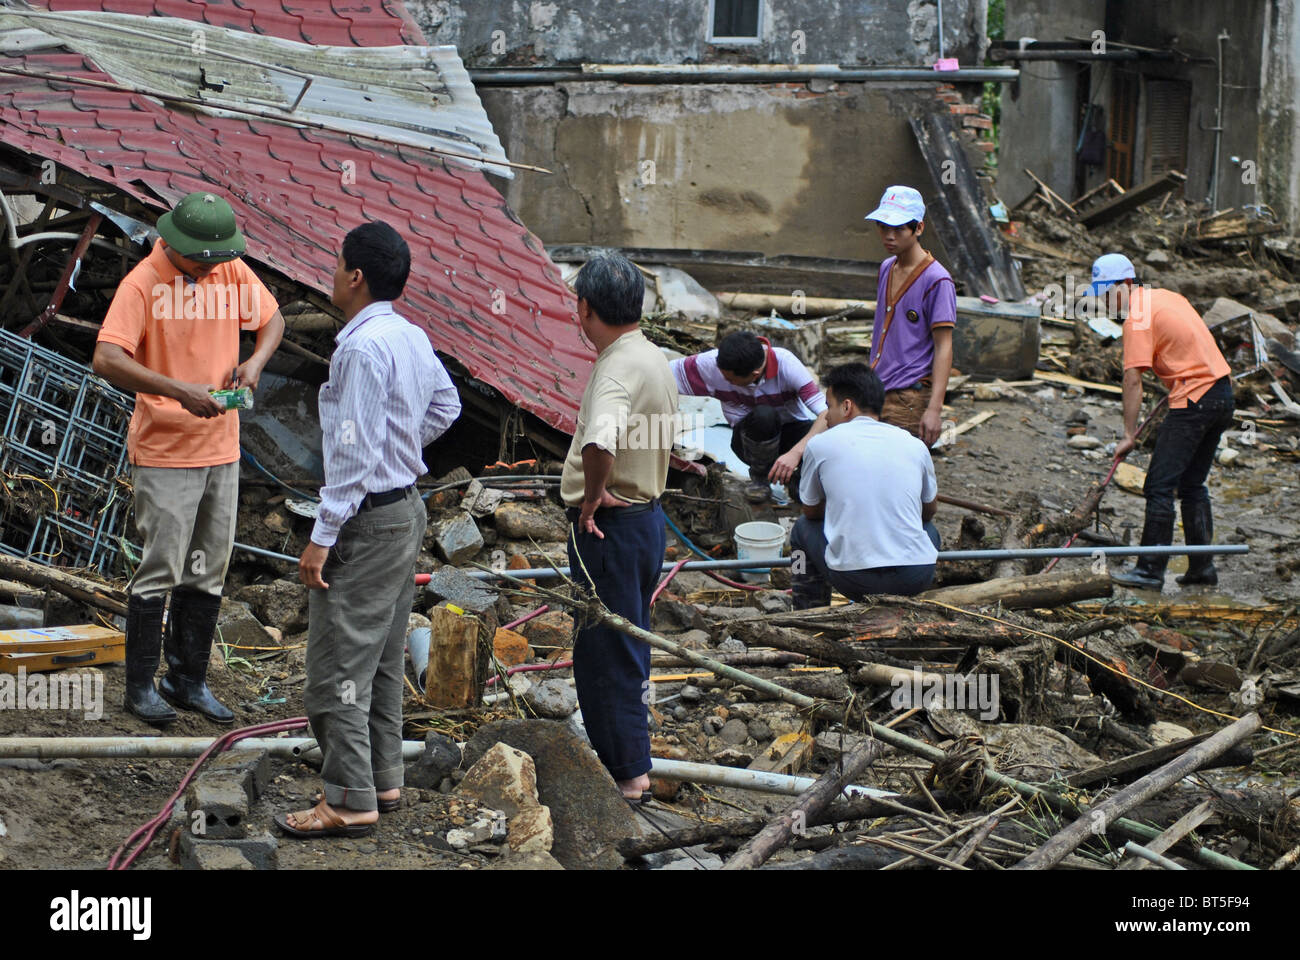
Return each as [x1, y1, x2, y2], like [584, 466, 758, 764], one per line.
[1079, 170, 1187, 228]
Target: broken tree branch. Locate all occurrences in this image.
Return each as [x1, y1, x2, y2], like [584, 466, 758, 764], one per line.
[919, 570, 1112, 609]
[1012, 713, 1261, 870]
[0, 554, 127, 617]
[722, 736, 884, 870]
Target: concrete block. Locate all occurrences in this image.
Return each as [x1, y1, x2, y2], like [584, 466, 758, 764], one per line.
[189, 845, 255, 870]
[203, 750, 270, 802]
[179, 831, 278, 870]
[434, 512, 484, 565]
[184, 775, 250, 839]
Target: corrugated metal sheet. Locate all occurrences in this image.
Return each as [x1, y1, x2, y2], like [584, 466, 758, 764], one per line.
[0, 0, 593, 437]
[0, 8, 512, 176]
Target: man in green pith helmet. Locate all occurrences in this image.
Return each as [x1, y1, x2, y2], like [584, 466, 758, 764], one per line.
[93, 191, 285, 725]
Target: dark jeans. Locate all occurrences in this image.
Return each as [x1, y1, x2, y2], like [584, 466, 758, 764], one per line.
[1143, 377, 1235, 523]
[566, 503, 666, 782]
[790, 514, 941, 609]
[731, 406, 813, 488]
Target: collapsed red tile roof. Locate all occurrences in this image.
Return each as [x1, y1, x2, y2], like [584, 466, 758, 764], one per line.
[0, 0, 594, 436]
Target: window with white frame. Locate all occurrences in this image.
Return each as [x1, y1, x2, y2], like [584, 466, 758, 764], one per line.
[708, 0, 763, 44]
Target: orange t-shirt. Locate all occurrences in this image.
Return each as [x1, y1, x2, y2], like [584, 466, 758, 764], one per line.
[1122, 287, 1230, 409]
[98, 240, 279, 467]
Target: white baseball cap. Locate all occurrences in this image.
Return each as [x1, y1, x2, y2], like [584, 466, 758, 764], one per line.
[1089, 253, 1137, 294]
[865, 186, 926, 226]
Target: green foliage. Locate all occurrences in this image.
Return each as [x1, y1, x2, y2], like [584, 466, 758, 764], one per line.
[981, 0, 1006, 170]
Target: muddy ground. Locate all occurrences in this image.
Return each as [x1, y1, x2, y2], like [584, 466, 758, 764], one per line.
[1, 369, 1297, 871]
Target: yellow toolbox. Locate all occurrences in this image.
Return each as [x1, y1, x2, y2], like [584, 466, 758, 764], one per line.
[0, 624, 125, 673]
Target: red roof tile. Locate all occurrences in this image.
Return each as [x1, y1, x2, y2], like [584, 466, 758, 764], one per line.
[1, 0, 599, 439]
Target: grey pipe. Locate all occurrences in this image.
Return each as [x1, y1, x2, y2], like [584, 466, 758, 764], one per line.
[463, 544, 1250, 582]
[235, 542, 1249, 578]
[468, 66, 1019, 85]
[407, 627, 431, 692]
[0, 737, 895, 799]
[1122, 840, 1186, 870]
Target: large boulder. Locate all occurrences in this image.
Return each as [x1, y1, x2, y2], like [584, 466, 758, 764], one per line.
[463, 720, 636, 870]
[232, 579, 308, 634]
[493, 501, 569, 542]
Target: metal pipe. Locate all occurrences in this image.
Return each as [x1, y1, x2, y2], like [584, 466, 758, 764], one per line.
[468, 66, 1019, 85]
[0, 737, 894, 799]
[1208, 30, 1230, 211]
[1122, 840, 1186, 870]
[462, 545, 1249, 582]
[648, 758, 895, 799]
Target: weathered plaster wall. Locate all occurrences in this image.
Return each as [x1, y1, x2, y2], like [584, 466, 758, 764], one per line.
[1259, 0, 1300, 228]
[409, 0, 987, 66]
[997, 1, 1105, 207]
[481, 82, 950, 266]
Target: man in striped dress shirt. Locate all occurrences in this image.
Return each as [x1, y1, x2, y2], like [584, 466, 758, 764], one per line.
[276, 221, 461, 839]
[671, 331, 828, 503]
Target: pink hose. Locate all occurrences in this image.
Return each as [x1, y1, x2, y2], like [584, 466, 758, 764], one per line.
[108, 716, 309, 870]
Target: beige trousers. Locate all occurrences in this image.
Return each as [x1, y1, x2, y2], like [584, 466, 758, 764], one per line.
[129, 462, 239, 599]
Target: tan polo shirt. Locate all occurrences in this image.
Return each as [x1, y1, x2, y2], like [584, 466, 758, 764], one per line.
[561, 329, 678, 507]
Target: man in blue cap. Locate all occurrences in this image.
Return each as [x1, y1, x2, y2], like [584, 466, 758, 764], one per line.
[1091, 253, 1234, 590]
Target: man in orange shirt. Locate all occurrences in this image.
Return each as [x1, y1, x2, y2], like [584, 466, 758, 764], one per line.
[93, 192, 284, 724]
[1094, 254, 1234, 590]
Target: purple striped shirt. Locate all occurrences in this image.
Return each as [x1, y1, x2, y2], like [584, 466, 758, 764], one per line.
[310, 301, 461, 547]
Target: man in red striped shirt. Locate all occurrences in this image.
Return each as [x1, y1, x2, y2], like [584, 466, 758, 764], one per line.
[671, 331, 827, 502]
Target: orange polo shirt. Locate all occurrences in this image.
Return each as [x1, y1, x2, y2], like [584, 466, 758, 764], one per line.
[98, 240, 278, 467]
[1122, 287, 1230, 409]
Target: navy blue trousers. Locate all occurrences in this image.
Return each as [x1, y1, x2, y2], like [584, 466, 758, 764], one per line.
[791, 514, 941, 609]
[566, 504, 666, 781]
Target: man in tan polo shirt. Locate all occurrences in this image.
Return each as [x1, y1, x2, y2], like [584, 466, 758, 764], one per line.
[561, 252, 677, 802]
[94, 192, 284, 724]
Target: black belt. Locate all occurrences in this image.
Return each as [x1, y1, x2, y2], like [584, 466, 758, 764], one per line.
[565, 498, 660, 522]
[360, 485, 414, 511]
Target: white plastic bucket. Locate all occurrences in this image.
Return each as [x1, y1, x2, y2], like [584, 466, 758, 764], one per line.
[733, 521, 786, 584]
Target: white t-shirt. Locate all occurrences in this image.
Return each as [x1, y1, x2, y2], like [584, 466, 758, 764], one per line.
[799, 416, 938, 571]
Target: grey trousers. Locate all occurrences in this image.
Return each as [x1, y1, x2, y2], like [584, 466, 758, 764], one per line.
[129, 462, 239, 599]
[304, 489, 424, 812]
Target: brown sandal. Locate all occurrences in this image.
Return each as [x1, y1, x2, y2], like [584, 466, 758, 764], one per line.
[274, 800, 375, 839]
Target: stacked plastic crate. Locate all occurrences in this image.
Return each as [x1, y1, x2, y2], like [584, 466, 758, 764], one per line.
[0, 327, 134, 576]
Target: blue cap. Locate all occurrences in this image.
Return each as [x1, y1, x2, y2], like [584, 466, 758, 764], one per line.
[1089, 253, 1136, 295]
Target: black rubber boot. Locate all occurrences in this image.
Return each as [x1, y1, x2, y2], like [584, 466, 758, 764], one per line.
[124, 594, 177, 725]
[159, 587, 234, 724]
[1111, 512, 1175, 590]
[1176, 499, 1218, 586]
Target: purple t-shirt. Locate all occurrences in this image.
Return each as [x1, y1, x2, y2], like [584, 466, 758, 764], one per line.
[869, 256, 957, 392]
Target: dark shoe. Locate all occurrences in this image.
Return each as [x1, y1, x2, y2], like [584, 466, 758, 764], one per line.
[1111, 512, 1174, 591]
[159, 587, 234, 725]
[124, 594, 177, 725]
[744, 480, 772, 503]
[1176, 498, 1218, 586]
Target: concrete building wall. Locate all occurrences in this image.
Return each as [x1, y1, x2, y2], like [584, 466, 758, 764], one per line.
[481, 82, 946, 265]
[409, 0, 987, 66]
[997, 1, 1105, 207]
[1111, 1, 1267, 212]
[1259, 0, 1300, 228]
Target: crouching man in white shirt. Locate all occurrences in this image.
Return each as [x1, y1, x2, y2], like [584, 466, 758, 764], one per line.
[791, 362, 940, 609]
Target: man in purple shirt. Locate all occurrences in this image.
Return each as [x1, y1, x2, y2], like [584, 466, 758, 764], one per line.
[276, 221, 460, 840]
[865, 186, 956, 445]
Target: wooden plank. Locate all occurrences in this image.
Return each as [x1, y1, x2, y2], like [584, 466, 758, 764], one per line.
[1117, 799, 1214, 870]
[426, 605, 481, 709]
[1033, 369, 1123, 394]
[907, 107, 1025, 300]
[748, 732, 815, 776]
[920, 570, 1112, 611]
[1079, 170, 1186, 228]
[952, 410, 997, 436]
[1024, 168, 1077, 214]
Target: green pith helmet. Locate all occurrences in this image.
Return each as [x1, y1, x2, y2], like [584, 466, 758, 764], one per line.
[156, 192, 245, 263]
